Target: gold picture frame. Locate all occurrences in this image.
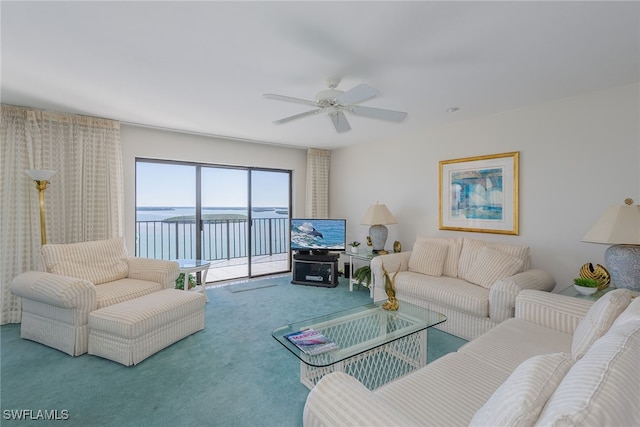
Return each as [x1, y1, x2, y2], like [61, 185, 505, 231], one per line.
[439, 151, 519, 235]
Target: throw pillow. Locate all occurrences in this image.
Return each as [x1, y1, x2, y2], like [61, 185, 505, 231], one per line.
[469, 352, 574, 427]
[538, 320, 640, 427]
[612, 296, 640, 328]
[571, 289, 632, 360]
[464, 246, 524, 289]
[414, 236, 462, 277]
[457, 238, 487, 280]
[408, 241, 449, 277]
[486, 241, 530, 271]
[458, 238, 530, 280]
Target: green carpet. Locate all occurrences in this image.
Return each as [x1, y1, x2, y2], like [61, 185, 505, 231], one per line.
[1, 276, 466, 426]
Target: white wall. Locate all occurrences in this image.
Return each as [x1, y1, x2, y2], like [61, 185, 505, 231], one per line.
[119, 125, 308, 252]
[330, 83, 640, 290]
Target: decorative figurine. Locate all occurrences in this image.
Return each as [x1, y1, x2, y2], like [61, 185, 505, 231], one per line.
[366, 236, 374, 254]
[381, 262, 401, 311]
[393, 241, 401, 253]
[579, 263, 610, 291]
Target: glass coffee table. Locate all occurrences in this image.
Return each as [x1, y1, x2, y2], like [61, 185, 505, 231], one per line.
[272, 301, 446, 390]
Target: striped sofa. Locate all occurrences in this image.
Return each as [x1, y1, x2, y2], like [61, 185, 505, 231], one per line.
[304, 289, 639, 427]
[10, 237, 180, 356]
[371, 237, 555, 340]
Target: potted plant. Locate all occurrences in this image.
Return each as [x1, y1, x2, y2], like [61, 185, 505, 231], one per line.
[573, 277, 599, 295]
[349, 241, 361, 254]
[353, 265, 372, 288]
[175, 273, 197, 290]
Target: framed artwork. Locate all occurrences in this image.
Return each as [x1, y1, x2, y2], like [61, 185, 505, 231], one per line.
[439, 151, 519, 235]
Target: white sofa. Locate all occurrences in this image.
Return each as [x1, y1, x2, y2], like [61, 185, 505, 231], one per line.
[10, 237, 180, 356]
[303, 289, 639, 427]
[371, 237, 555, 340]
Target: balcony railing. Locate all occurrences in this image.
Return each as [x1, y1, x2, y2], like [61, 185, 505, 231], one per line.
[135, 218, 290, 261]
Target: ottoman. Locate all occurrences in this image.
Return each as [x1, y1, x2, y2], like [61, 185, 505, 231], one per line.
[88, 289, 206, 366]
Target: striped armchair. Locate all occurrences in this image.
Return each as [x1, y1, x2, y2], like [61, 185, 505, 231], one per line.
[10, 237, 179, 356]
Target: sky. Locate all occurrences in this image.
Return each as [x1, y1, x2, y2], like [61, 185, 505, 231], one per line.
[136, 162, 289, 208]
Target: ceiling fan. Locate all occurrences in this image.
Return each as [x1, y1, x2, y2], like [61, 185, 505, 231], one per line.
[264, 77, 408, 133]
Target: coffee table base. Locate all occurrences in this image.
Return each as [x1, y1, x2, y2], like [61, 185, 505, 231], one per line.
[299, 329, 427, 390]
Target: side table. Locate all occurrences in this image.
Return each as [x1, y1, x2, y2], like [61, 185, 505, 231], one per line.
[558, 285, 639, 301]
[176, 259, 211, 302]
[345, 251, 380, 296]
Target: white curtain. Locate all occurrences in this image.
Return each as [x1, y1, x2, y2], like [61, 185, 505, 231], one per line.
[305, 148, 331, 219]
[0, 105, 124, 324]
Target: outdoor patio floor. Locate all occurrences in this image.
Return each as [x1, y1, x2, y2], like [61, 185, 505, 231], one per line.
[204, 253, 290, 284]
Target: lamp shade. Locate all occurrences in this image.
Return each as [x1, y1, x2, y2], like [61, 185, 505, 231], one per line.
[582, 203, 640, 245]
[361, 203, 397, 226]
[25, 169, 56, 181]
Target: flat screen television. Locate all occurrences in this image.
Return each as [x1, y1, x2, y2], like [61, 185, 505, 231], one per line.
[290, 218, 346, 253]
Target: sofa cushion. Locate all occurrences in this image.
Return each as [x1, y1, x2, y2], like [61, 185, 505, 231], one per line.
[41, 237, 129, 285]
[465, 246, 524, 289]
[470, 352, 573, 427]
[571, 289, 631, 360]
[458, 238, 530, 281]
[95, 278, 164, 309]
[376, 352, 509, 427]
[459, 318, 573, 376]
[395, 272, 489, 317]
[414, 236, 463, 277]
[537, 319, 640, 427]
[408, 241, 449, 277]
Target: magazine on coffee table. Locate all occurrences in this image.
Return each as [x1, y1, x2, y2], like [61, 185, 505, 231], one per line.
[285, 329, 339, 355]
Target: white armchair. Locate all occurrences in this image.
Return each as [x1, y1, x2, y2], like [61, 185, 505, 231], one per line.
[10, 237, 179, 356]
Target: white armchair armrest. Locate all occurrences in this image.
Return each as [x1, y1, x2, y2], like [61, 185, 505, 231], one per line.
[370, 252, 411, 302]
[515, 289, 593, 335]
[489, 269, 556, 323]
[10, 271, 96, 310]
[126, 258, 180, 288]
[303, 372, 416, 427]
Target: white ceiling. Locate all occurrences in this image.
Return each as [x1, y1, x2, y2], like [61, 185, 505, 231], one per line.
[2, 1, 639, 150]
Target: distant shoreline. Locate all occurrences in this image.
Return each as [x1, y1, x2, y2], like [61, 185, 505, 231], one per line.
[163, 214, 248, 222]
[137, 206, 288, 212]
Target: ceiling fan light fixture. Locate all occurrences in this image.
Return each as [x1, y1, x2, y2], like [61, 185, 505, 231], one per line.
[315, 89, 344, 101]
[446, 107, 460, 113]
[265, 78, 408, 133]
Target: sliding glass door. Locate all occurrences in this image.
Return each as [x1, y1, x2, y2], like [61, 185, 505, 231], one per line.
[136, 159, 291, 282]
[249, 169, 291, 276]
[200, 166, 249, 278]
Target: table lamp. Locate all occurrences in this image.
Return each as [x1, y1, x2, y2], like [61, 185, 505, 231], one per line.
[25, 169, 56, 245]
[361, 202, 397, 253]
[582, 198, 640, 291]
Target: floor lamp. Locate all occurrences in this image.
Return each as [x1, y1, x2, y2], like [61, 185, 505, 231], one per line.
[582, 198, 640, 291]
[25, 169, 56, 245]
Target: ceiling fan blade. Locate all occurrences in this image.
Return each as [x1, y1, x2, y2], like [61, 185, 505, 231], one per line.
[329, 111, 351, 133]
[263, 93, 318, 107]
[335, 83, 379, 105]
[349, 105, 408, 122]
[273, 109, 321, 124]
